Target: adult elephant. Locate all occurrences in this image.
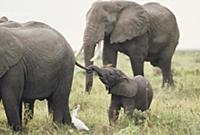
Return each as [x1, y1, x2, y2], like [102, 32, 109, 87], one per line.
[0, 17, 52, 124]
[0, 20, 75, 131]
[82, 1, 179, 92]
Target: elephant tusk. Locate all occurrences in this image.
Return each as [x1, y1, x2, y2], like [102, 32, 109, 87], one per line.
[75, 45, 83, 58]
[90, 41, 102, 62]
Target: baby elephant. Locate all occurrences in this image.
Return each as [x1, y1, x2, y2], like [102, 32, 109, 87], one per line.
[88, 65, 153, 124]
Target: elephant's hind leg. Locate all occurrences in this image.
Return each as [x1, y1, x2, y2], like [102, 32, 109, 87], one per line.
[159, 43, 177, 87]
[51, 91, 72, 126]
[51, 72, 73, 126]
[62, 99, 71, 125]
[62, 65, 74, 125]
[1, 64, 24, 131]
[51, 95, 66, 124]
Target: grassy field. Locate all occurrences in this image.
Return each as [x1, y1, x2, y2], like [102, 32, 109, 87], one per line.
[0, 50, 200, 135]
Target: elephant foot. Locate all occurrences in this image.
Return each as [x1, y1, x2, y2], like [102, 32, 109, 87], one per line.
[12, 124, 22, 132]
[85, 82, 92, 93]
[162, 79, 175, 87]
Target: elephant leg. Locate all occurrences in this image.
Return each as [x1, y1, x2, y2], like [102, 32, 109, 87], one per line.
[159, 44, 176, 87]
[122, 98, 135, 118]
[62, 99, 71, 125]
[51, 94, 71, 126]
[51, 94, 66, 124]
[2, 96, 22, 131]
[130, 56, 144, 76]
[124, 107, 134, 118]
[108, 95, 121, 125]
[24, 100, 35, 125]
[129, 33, 148, 76]
[108, 104, 120, 126]
[19, 100, 23, 123]
[47, 98, 53, 115]
[61, 71, 73, 125]
[103, 36, 118, 67]
[1, 65, 24, 131]
[159, 59, 173, 87]
[52, 73, 73, 125]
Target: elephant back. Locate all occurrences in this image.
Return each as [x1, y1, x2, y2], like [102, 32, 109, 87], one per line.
[143, 2, 179, 40]
[134, 75, 153, 97]
[0, 28, 23, 78]
[0, 21, 22, 28]
[134, 75, 149, 87]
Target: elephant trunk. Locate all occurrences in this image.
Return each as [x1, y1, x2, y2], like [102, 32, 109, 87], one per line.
[84, 42, 95, 92]
[83, 22, 105, 92]
[88, 65, 103, 77]
[83, 26, 97, 92]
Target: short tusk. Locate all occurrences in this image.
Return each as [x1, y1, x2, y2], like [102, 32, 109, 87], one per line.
[75, 45, 83, 57]
[90, 41, 102, 62]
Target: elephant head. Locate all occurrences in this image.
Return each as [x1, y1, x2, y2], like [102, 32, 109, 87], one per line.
[88, 65, 138, 97]
[0, 16, 8, 23]
[83, 1, 149, 92]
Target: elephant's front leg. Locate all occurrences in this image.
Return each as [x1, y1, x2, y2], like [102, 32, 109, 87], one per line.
[122, 98, 135, 118]
[130, 56, 144, 76]
[1, 64, 24, 131]
[103, 36, 118, 67]
[108, 95, 121, 125]
[129, 34, 148, 76]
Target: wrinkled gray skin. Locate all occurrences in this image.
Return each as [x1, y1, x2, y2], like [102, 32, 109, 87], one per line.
[83, 1, 179, 92]
[0, 17, 75, 131]
[88, 65, 153, 124]
[0, 17, 42, 124]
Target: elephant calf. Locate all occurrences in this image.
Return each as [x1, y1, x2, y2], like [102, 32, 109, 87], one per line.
[88, 65, 153, 124]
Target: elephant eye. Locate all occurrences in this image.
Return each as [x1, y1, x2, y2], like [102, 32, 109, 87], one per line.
[109, 72, 113, 76]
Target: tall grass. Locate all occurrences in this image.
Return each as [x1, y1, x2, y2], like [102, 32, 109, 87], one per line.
[0, 50, 200, 135]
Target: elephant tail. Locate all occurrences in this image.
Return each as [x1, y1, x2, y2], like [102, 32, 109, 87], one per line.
[75, 61, 92, 73]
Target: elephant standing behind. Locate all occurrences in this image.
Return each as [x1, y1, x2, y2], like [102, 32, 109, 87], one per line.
[0, 19, 75, 131]
[82, 1, 179, 92]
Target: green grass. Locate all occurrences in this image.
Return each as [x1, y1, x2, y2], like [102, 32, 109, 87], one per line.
[0, 50, 200, 135]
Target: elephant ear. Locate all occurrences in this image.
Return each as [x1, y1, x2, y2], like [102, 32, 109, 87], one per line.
[0, 29, 23, 78]
[110, 4, 149, 44]
[109, 80, 138, 98]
